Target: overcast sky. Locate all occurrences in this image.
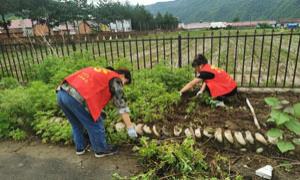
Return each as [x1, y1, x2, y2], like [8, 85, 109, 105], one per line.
[89, 0, 173, 5]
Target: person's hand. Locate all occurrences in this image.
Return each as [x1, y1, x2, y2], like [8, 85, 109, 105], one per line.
[196, 91, 203, 96]
[127, 127, 138, 139]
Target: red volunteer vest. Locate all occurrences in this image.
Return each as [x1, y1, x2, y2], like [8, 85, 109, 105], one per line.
[65, 67, 121, 121]
[200, 64, 237, 98]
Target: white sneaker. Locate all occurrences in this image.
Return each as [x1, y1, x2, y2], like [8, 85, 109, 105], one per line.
[76, 149, 86, 155]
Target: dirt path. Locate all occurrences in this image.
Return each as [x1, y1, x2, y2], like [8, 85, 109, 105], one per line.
[0, 140, 139, 180]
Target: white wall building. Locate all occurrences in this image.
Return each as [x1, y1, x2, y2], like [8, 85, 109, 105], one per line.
[180, 22, 211, 30]
[210, 22, 227, 29]
[110, 19, 132, 32]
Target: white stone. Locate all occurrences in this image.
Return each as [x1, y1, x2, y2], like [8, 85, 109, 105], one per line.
[162, 126, 171, 136]
[255, 165, 273, 179]
[255, 133, 268, 145]
[184, 128, 192, 137]
[194, 127, 202, 138]
[135, 124, 144, 135]
[245, 130, 254, 144]
[224, 130, 234, 144]
[234, 131, 246, 146]
[240, 148, 247, 152]
[174, 125, 182, 136]
[203, 127, 214, 138]
[256, 147, 264, 154]
[115, 122, 125, 132]
[143, 125, 152, 134]
[152, 125, 160, 137]
[214, 128, 223, 143]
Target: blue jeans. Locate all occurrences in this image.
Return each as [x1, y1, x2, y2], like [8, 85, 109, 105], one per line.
[57, 89, 108, 153]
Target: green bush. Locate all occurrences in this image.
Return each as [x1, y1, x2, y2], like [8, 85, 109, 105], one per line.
[0, 54, 192, 143]
[8, 128, 27, 141]
[126, 80, 180, 122]
[0, 112, 10, 138]
[0, 80, 59, 139]
[32, 111, 72, 144]
[29, 54, 107, 87]
[0, 77, 20, 89]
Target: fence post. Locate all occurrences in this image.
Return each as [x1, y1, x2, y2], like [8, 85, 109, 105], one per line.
[178, 34, 182, 68]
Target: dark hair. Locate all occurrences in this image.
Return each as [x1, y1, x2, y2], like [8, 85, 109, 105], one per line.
[192, 54, 208, 67]
[106, 66, 132, 84]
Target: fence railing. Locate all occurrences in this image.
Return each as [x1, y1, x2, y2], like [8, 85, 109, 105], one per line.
[0, 29, 299, 88]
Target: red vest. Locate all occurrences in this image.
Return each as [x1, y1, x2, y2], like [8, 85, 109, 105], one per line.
[65, 67, 121, 121]
[200, 64, 237, 98]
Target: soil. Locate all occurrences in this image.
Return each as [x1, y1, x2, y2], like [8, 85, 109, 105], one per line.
[1, 92, 299, 179]
[163, 91, 300, 132]
[0, 140, 140, 180]
[158, 91, 300, 179]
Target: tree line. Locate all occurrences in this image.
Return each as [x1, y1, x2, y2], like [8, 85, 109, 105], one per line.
[0, 0, 179, 37]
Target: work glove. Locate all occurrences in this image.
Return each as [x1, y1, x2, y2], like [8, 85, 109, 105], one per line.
[127, 127, 138, 139]
[196, 91, 202, 96]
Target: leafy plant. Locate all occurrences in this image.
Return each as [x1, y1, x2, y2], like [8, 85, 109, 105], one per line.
[0, 77, 20, 89]
[8, 128, 27, 141]
[32, 111, 72, 144]
[265, 97, 300, 153]
[128, 137, 209, 179]
[198, 91, 217, 108]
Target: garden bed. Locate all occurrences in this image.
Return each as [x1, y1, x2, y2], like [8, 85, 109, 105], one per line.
[134, 91, 300, 179]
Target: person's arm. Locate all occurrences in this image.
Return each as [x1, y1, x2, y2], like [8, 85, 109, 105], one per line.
[109, 78, 133, 128]
[120, 113, 132, 128]
[180, 78, 201, 94]
[199, 82, 206, 93]
[109, 78, 137, 138]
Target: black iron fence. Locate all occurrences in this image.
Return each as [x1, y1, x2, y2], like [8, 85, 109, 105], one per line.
[0, 29, 299, 88]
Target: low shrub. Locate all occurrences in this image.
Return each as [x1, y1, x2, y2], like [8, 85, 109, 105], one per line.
[114, 137, 209, 179]
[0, 54, 192, 144]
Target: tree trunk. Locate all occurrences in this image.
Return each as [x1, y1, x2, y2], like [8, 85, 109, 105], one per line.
[65, 22, 70, 36]
[47, 21, 51, 36]
[31, 19, 36, 37]
[1, 14, 10, 38]
[76, 20, 80, 34]
[83, 20, 87, 34]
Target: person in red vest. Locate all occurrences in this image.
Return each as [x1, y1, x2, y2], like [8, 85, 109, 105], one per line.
[56, 66, 137, 158]
[180, 54, 237, 106]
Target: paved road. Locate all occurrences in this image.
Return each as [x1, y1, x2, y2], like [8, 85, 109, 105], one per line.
[0, 141, 139, 180]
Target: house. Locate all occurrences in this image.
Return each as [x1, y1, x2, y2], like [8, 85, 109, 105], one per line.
[100, 24, 110, 32]
[8, 19, 33, 37]
[78, 21, 99, 34]
[210, 22, 227, 29]
[53, 23, 77, 35]
[278, 18, 300, 28]
[180, 22, 210, 30]
[33, 23, 50, 36]
[2, 19, 52, 37]
[109, 20, 132, 32]
[227, 20, 276, 28]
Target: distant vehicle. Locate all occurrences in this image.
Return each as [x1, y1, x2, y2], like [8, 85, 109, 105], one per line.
[287, 23, 299, 29]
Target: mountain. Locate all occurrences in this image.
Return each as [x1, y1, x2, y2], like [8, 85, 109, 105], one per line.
[145, 0, 300, 23]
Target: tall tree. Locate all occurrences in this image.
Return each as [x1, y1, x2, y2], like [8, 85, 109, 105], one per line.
[0, 0, 19, 37]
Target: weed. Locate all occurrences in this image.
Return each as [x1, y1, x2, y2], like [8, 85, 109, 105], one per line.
[8, 128, 27, 141]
